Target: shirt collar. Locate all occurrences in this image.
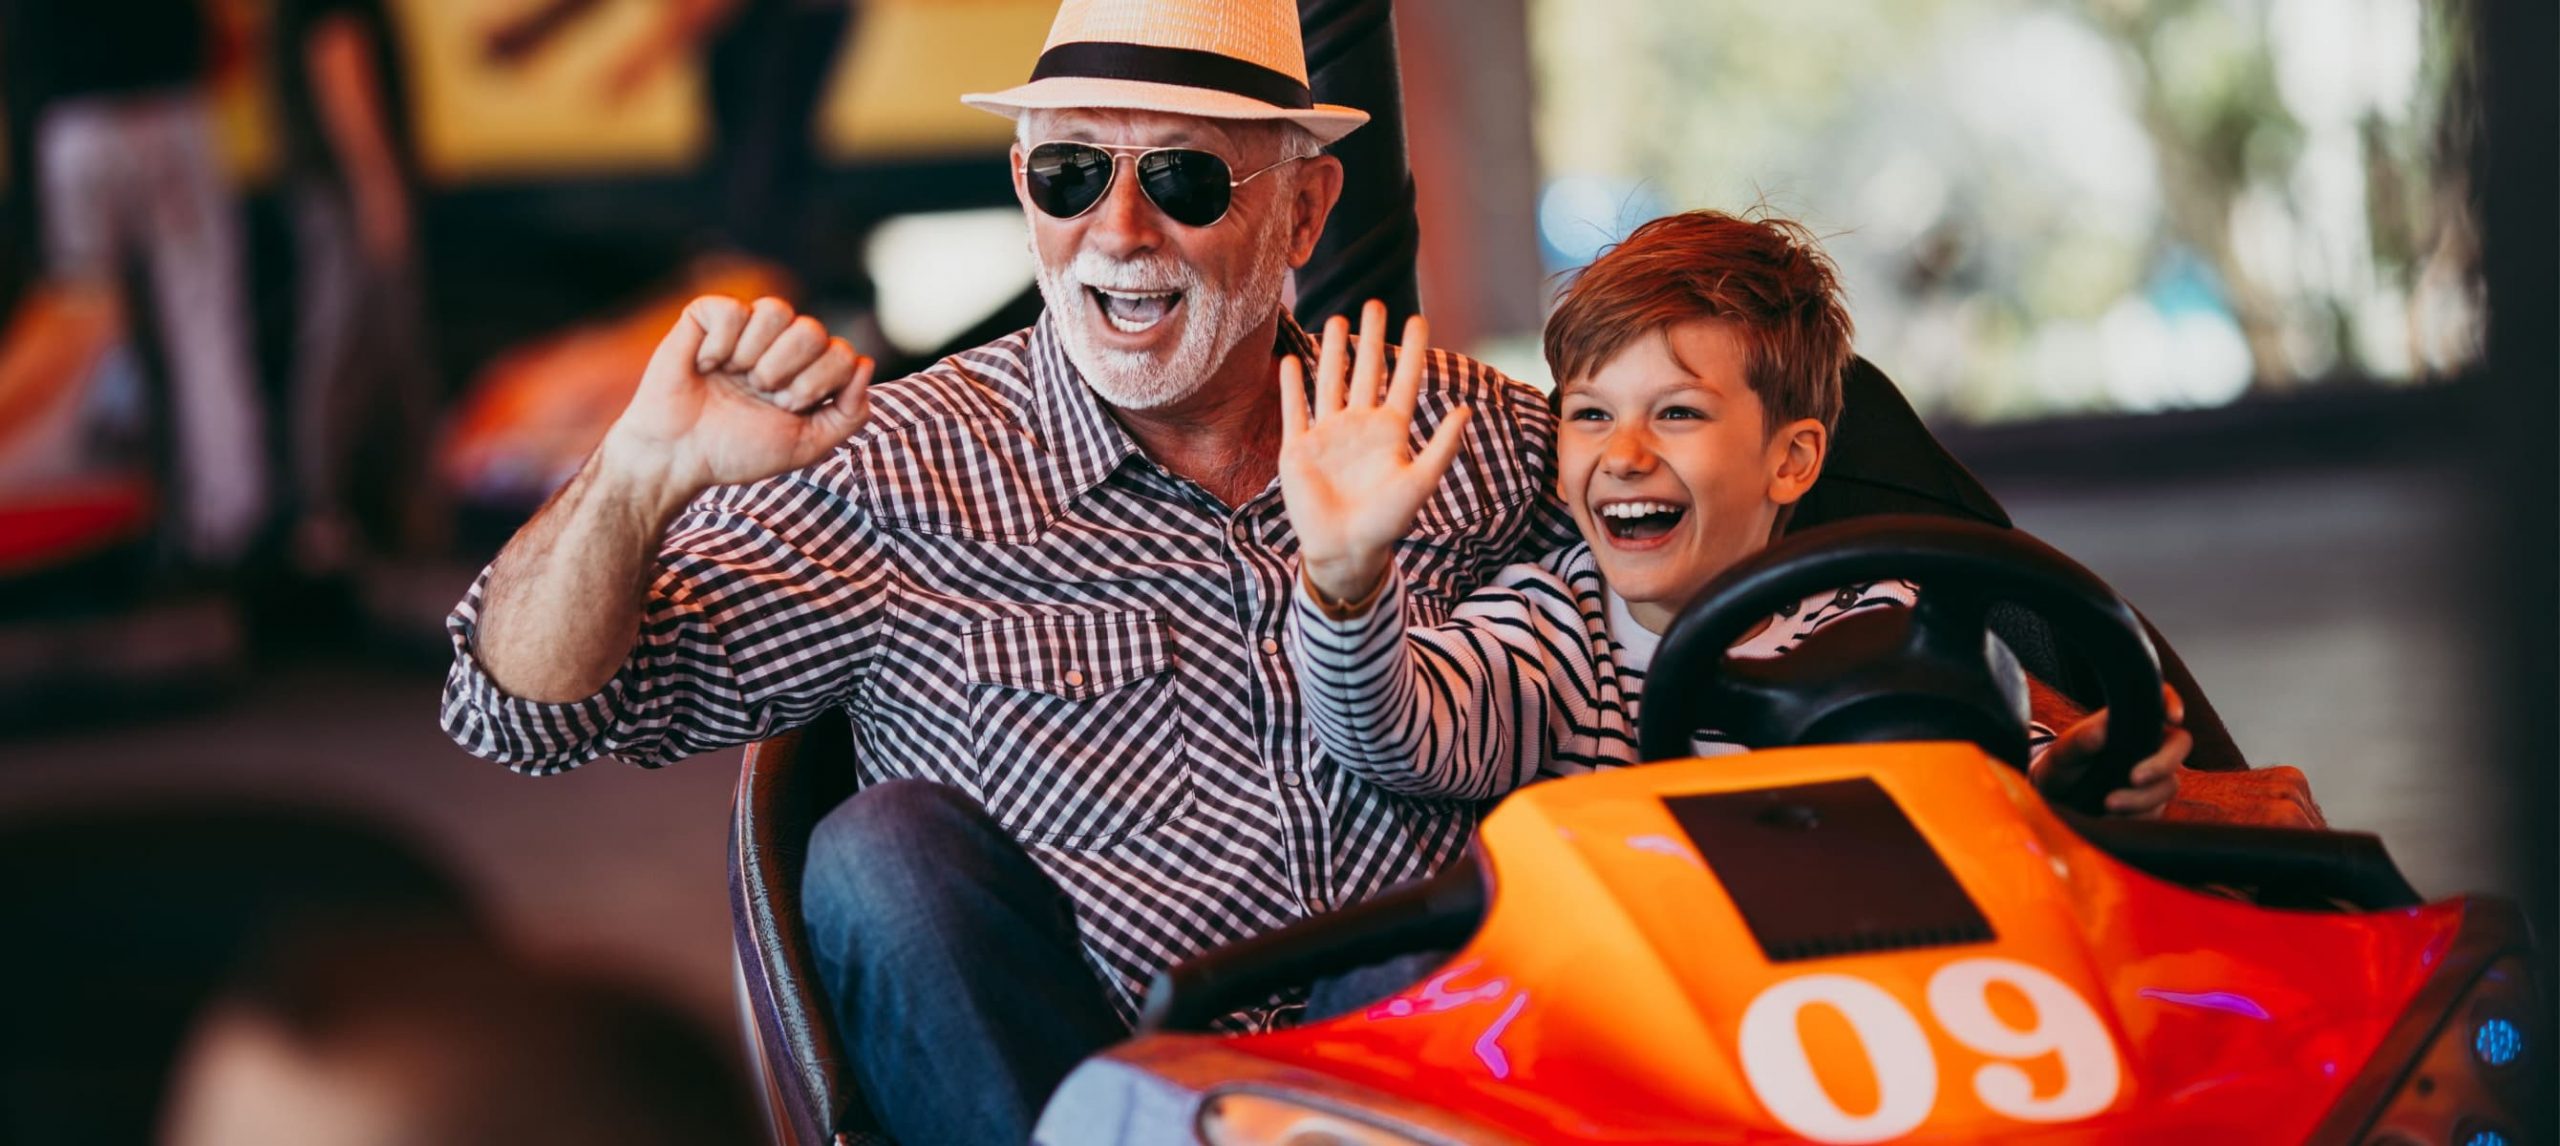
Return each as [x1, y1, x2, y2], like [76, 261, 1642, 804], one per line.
[1025, 315, 1137, 503]
[1026, 308, 1321, 507]
[1605, 585, 1661, 672]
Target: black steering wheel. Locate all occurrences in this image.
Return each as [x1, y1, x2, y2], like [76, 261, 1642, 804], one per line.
[1636, 515, 2167, 816]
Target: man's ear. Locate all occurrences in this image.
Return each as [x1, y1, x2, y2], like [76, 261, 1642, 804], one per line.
[1008, 142, 1031, 213]
[1285, 154, 1345, 268]
[1766, 418, 1829, 506]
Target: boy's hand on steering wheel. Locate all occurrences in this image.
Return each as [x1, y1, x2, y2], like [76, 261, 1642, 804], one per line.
[1279, 300, 1471, 607]
[2033, 685, 2190, 818]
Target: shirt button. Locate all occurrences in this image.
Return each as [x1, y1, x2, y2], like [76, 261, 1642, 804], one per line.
[1280, 769, 1303, 788]
[1260, 638, 1281, 655]
[1063, 669, 1086, 688]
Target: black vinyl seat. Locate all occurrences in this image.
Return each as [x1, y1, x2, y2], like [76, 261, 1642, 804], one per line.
[724, 356, 2252, 1144]
[1793, 358, 2247, 772]
[729, 713, 886, 1146]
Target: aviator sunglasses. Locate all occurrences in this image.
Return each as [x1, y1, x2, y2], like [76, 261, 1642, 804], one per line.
[1021, 141, 1306, 228]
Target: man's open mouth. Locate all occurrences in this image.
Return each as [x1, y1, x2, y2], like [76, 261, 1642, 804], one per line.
[1088, 286, 1184, 334]
[1596, 499, 1688, 542]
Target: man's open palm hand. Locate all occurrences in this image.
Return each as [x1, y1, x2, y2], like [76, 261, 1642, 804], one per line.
[1280, 302, 1471, 603]
[607, 295, 875, 498]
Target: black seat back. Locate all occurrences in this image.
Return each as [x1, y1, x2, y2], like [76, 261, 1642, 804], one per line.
[1795, 359, 2247, 771]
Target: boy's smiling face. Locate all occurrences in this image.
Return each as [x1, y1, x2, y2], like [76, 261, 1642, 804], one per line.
[1557, 320, 1828, 634]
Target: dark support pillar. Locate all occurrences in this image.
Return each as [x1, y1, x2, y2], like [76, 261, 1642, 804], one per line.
[1400, 0, 1544, 353]
[1294, 0, 1423, 331]
[2475, 0, 2556, 1051]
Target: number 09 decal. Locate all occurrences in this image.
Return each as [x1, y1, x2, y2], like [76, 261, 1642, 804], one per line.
[1737, 957, 2122, 1143]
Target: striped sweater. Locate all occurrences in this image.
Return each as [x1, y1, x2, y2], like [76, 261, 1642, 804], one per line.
[1292, 542, 2051, 800]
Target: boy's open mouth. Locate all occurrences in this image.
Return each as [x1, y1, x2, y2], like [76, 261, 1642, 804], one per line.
[1088, 286, 1184, 334]
[1596, 499, 1688, 543]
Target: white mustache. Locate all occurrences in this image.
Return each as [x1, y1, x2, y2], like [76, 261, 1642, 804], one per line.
[1069, 249, 1196, 295]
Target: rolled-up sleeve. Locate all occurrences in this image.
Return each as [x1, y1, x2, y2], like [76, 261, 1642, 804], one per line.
[439, 467, 890, 774]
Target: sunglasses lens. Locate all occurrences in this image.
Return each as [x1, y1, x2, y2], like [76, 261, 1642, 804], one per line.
[1137, 149, 1234, 227]
[1024, 142, 1114, 219]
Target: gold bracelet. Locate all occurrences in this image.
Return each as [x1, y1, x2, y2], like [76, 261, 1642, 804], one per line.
[1301, 564, 1390, 621]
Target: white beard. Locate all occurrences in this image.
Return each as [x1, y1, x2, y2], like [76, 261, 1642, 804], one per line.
[1035, 213, 1295, 412]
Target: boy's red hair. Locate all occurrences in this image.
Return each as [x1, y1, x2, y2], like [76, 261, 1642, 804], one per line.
[1543, 209, 1854, 434]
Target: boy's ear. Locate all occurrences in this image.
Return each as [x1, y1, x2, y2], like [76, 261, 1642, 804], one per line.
[1766, 418, 1829, 506]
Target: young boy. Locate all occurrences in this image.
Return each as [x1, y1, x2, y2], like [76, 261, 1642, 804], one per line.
[1278, 210, 2185, 810]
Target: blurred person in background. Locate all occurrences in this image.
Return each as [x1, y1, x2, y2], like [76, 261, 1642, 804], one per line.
[271, 0, 447, 578]
[0, 805, 484, 1145]
[0, 0, 268, 572]
[161, 930, 760, 1146]
[482, 0, 882, 341]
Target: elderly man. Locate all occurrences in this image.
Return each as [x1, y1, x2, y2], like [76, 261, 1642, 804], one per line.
[437, 0, 1563, 1141]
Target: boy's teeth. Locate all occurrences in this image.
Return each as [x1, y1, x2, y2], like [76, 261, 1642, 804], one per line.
[1601, 501, 1680, 519]
[1597, 500, 1688, 541]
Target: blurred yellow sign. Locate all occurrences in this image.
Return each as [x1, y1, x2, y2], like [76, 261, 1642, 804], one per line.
[818, 0, 1055, 161]
[399, 0, 705, 181]
[387, 0, 1046, 184]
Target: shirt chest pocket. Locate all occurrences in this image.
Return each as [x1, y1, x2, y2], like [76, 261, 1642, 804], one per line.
[962, 610, 1193, 846]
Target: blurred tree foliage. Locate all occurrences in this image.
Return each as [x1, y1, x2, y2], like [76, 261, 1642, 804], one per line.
[1530, 0, 2480, 420]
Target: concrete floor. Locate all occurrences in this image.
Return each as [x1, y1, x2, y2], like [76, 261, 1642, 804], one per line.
[2001, 460, 2510, 901]
[0, 457, 2522, 1031]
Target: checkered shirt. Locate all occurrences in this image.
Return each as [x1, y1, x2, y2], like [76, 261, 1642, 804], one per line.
[440, 313, 1571, 1025]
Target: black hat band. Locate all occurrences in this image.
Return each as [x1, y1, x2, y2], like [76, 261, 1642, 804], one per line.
[1029, 41, 1314, 111]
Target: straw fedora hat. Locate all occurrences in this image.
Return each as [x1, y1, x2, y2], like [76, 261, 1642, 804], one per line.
[962, 0, 1370, 145]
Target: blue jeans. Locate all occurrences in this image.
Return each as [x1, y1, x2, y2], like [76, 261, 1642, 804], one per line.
[803, 780, 1125, 1146]
[802, 781, 1449, 1146]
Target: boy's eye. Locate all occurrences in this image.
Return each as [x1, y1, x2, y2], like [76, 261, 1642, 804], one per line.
[1565, 406, 1611, 422]
[1658, 405, 1706, 421]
